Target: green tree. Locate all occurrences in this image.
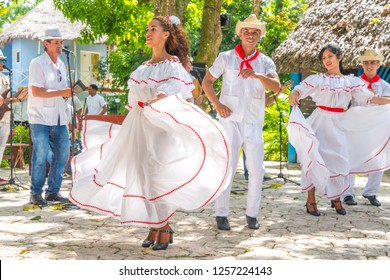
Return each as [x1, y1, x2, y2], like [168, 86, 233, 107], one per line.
[0, 0, 43, 32]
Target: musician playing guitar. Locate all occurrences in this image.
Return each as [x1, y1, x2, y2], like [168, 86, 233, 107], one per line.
[0, 49, 28, 182]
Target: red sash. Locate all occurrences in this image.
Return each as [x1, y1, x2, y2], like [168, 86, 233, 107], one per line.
[318, 106, 345, 113]
[234, 44, 260, 74]
[360, 73, 380, 90]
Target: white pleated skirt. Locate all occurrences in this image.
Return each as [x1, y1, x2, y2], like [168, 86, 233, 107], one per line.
[70, 95, 231, 227]
[288, 105, 390, 198]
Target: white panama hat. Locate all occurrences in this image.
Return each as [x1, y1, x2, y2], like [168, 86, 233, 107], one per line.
[42, 27, 63, 41]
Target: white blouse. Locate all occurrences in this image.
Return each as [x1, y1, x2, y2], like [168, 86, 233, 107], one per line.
[127, 59, 194, 108]
[294, 74, 374, 109]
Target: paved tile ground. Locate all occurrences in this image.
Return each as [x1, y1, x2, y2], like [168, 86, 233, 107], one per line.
[1, 161, 390, 260]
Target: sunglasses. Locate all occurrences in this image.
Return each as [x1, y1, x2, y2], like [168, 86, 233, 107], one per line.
[57, 69, 62, 82]
[0, 59, 7, 63]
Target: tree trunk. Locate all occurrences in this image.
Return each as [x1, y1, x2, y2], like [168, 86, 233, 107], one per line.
[154, 0, 190, 22]
[252, 0, 262, 16]
[196, 0, 223, 67]
[154, 0, 176, 16]
[175, 0, 191, 21]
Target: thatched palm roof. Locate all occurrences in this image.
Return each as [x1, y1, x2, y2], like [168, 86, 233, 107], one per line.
[272, 0, 390, 73]
[0, 0, 85, 46]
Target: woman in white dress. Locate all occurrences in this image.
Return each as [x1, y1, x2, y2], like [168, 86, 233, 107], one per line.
[288, 42, 390, 216]
[69, 16, 231, 250]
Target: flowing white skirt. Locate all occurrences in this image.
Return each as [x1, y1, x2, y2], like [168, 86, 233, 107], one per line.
[70, 95, 231, 226]
[288, 105, 390, 198]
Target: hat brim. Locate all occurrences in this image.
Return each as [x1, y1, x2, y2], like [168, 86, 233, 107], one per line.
[235, 22, 266, 37]
[0, 56, 6, 59]
[41, 36, 63, 41]
[360, 55, 384, 62]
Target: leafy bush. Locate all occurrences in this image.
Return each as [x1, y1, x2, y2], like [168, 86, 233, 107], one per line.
[1, 124, 30, 168]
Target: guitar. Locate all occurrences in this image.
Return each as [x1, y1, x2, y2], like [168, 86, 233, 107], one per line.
[0, 87, 28, 121]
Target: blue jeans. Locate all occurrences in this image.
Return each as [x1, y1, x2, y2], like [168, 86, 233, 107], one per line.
[30, 124, 69, 195]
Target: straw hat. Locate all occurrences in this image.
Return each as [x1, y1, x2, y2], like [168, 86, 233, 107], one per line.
[0, 49, 6, 59]
[42, 27, 63, 41]
[235, 14, 266, 36]
[360, 48, 384, 62]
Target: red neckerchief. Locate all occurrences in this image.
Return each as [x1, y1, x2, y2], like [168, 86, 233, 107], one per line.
[234, 44, 260, 75]
[360, 73, 380, 90]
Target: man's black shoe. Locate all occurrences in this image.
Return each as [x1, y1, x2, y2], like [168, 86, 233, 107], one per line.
[45, 192, 70, 203]
[30, 194, 48, 206]
[363, 195, 381, 206]
[246, 215, 260, 229]
[343, 195, 357, 206]
[216, 216, 231, 230]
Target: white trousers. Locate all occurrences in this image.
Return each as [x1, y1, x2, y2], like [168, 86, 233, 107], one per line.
[0, 121, 10, 160]
[345, 172, 383, 197]
[215, 119, 265, 217]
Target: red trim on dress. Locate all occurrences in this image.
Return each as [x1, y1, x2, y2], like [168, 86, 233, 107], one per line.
[70, 97, 230, 226]
[82, 119, 89, 150]
[130, 76, 193, 86]
[174, 96, 230, 207]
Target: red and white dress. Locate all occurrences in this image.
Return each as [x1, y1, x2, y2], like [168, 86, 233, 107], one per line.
[69, 59, 231, 227]
[288, 74, 390, 199]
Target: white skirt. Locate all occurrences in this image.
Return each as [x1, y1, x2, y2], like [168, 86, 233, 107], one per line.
[288, 105, 390, 198]
[70, 95, 231, 227]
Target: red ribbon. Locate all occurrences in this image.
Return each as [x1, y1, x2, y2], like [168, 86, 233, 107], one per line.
[234, 44, 260, 75]
[361, 73, 380, 90]
[137, 101, 144, 108]
[318, 106, 345, 113]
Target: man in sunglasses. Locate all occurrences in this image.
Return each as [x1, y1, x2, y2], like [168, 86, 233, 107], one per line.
[28, 27, 72, 206]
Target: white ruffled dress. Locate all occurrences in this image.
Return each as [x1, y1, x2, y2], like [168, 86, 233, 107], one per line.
[288, 74, 390, 199]
[69, 59, 231, 227]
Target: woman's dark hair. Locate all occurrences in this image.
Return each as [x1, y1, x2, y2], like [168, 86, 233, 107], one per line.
[153, 16, 190, 66]
[318, 42, 345, 74]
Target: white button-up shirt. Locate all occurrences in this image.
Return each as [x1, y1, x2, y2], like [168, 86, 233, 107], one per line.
[86, 94, 107, 115]
[209, 49, 277, 124]
[369, 78, 390, 97]
[351, 76, 390, 107]
[28, 52, 68, 126]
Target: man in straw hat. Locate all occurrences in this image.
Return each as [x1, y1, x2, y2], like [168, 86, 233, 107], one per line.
[28, 27, 72, 206]
[343, 48, 390, 207]
[202, 14, 281, 230]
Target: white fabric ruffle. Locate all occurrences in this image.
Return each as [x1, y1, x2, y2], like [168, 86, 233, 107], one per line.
[70, 95, 231, 226]
[288, 105, 390, 198]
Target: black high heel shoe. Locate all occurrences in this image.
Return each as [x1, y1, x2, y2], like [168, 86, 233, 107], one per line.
[142, 229, 158, 247]
[152, 228, 174, 251]
[331, 200, 347, 215]
[305, 202, 320, 216]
